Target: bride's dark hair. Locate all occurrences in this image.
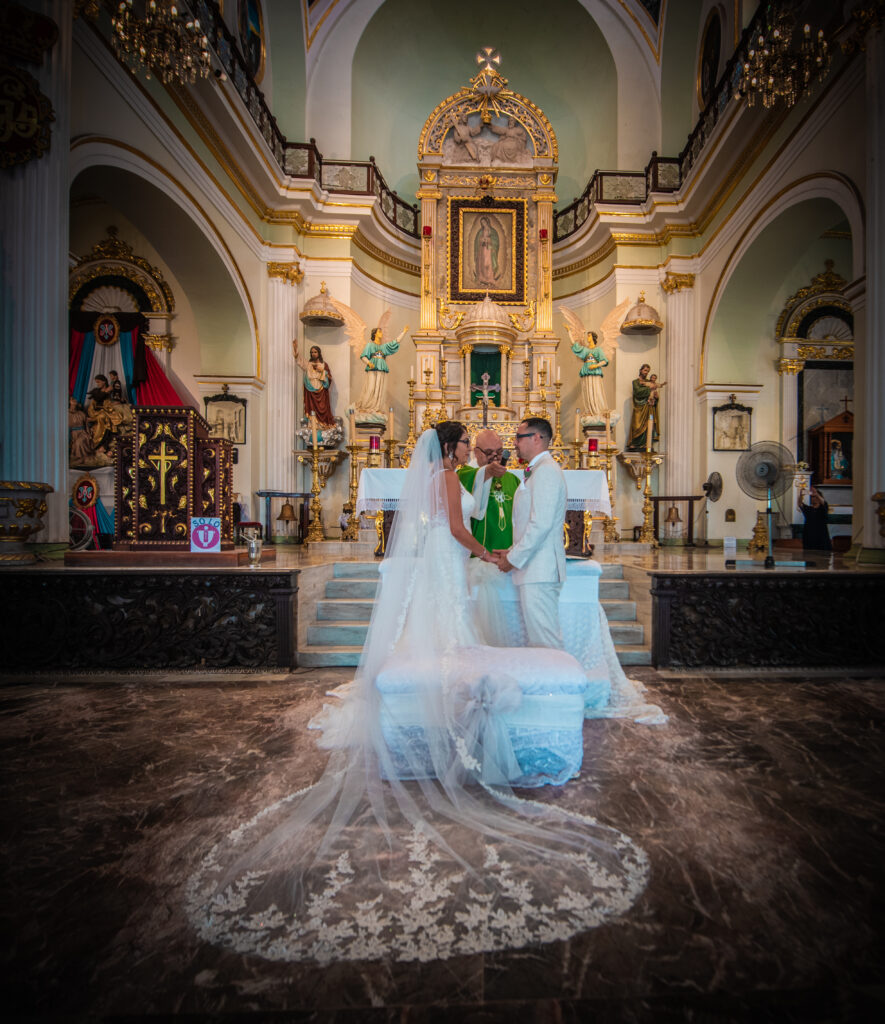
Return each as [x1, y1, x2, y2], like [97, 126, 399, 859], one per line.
[435, 420, 464, 462]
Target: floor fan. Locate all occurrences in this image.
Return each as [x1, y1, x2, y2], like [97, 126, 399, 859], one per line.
[699, 471, 723, 545]
[735, 441, 800, 569]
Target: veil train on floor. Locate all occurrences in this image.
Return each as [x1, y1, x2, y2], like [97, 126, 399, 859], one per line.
[185, 430, 659, 963]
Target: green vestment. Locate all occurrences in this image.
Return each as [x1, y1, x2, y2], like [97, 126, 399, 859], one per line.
[457, 465, 520, 552]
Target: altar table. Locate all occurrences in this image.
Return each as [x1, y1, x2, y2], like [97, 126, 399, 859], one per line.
[356, 467, 611, 516]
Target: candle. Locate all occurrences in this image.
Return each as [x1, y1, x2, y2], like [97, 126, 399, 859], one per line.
[604, 411, 611, 445]
[388, 406, 395, 437]
[556, 366, 561, 383]
[311, 413, 319, 450]
[410, 365, 415, 380]
[574, 407, 580, 439]
[349, 411, 356, 440]
[524, 344, 530, 362]
[646, 412, 653, 452]
[369, 434, 380, 451]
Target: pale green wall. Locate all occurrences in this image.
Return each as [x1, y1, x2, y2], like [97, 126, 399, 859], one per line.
[660, 0, 703, 155]
[351, 0, 617, 206]
[263, 1, 307, 140]
[706, 199, 851, 383]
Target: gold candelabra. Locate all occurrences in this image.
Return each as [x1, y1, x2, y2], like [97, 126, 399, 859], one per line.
[600, 441, 620, 542]
[537, 366, 548, 419]
[522, 356, 533, 416]
[384, 435, 400, 468]
[636, 450, 663, 545]
[296, 418, 345, 542]
[400, 378, 417, 465]
[341, 441, 362, 541]
[553, 380, 563, 447]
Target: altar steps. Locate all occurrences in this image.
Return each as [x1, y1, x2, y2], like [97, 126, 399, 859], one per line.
[297, 561, 652, 667]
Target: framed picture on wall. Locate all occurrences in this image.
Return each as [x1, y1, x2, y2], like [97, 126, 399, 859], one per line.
[237, 0, 265, 83]
[205, 391, 247, 445]
[448, 197, 526, 305]
[712, 397, 752, 451]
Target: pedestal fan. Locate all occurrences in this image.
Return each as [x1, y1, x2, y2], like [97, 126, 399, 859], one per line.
[735, 440, 795, 568]
[699, 471, 722, 545]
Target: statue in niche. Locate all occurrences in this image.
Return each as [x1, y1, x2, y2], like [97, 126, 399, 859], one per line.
[489, 117, 528, 162]
[292, 340, 335, 427]
[450, 112, 481, 161]
[560, 298, 631, 423]
[332, 303, 409, 421]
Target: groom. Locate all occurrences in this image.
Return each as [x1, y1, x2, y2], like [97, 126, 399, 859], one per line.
[494, 417, 567, 648]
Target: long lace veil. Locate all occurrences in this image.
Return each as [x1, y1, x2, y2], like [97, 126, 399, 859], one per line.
[185, 430, 649, 963]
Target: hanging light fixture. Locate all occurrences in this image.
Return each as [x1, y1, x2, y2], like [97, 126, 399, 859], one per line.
[736, 4, 831, 109]
[111, 1, 211, 86]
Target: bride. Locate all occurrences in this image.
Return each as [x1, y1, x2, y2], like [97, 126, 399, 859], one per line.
[186, 423, 650, 964]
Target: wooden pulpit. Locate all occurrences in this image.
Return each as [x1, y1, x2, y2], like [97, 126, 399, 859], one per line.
[114, 406, 234, 549]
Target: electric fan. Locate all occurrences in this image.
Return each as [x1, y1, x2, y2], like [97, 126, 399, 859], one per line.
[735, 441, 794, 568]
[698, 471, 722, 545]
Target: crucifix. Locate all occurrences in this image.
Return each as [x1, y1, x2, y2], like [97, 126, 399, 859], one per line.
[148, 440, 177, 506]
[840, 395, 853, 413]
[471, 372, 501, 426]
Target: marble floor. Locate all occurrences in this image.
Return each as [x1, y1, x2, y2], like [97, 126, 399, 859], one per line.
[1, 667, 883, 1022]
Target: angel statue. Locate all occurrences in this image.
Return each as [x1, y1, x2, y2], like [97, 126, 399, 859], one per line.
[331, 302, 410, 422]
[560, 297, 631, 424]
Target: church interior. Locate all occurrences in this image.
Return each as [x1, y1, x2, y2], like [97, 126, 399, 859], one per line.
[1, 0, 884, 1018]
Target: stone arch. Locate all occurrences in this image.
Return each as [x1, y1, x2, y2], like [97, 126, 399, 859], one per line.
[69, 139, 259, 377]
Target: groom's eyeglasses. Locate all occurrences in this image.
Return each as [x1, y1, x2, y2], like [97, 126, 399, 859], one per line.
[514, 432, 537, 440]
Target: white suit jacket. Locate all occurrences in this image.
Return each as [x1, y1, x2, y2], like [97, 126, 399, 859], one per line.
[507, 451, 567, 586]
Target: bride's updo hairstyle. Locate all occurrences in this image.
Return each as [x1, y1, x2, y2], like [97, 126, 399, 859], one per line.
[435, 420, 464, 462]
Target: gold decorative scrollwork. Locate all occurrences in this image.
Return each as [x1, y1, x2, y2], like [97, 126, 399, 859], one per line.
[777, 357, 805, 375]
[70, 227, 174, 311]
[508, 300, 536, 333]
[267, 261, 304, 285]
[661, 272, 695, 294]
[438, 298, 465, 331]
[796, 344, 854, 360]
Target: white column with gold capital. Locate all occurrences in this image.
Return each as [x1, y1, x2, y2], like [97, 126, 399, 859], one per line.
[265, 263, 303, 496]
[0, 1, 72, 541]
[661, 271, 698, 496]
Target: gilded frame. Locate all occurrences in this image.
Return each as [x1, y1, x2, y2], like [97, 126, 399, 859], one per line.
[205, 391, 247, 445]
[238, 0, 266, 85]
[448, 197, 526, 305]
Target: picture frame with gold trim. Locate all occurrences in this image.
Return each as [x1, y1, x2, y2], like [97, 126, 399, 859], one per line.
[448, 197, 526, 305]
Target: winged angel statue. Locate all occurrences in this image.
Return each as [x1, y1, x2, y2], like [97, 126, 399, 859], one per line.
[331, 301, 409, 422]
[561, 297, 631, 423]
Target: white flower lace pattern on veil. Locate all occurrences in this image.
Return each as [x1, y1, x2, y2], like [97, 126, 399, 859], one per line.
[185, 429, 650, 963]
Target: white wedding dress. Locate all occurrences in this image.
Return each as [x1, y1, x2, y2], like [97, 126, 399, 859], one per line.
[185, 431, 650, 963]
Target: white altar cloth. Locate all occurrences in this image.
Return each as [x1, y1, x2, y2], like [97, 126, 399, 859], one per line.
[356, 467, 611, 516]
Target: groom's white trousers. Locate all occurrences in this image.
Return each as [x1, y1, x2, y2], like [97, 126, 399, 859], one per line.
[517, 581, 564, 648]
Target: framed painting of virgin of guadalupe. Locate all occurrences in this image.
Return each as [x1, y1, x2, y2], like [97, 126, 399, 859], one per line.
[448, 197, 526, 305]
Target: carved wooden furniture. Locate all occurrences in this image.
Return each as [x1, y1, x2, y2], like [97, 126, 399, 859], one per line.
[114, 406, 233, 550]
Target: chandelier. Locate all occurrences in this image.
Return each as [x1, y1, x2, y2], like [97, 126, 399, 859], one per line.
[736, 4, 831, 109]
[111, 0, 210, 86]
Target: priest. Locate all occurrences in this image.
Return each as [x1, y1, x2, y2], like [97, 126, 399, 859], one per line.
[458, 428, 520, 553]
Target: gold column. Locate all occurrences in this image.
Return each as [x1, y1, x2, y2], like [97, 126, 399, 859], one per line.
[417, 175, 441, 332]
[533, 181, 556, 334]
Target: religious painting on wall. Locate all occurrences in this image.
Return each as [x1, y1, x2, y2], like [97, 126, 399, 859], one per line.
[698, 7, 722, 110]
[448, 197, 526, 305]
[205, 390, 247, 444]
[238, 0, 264, 83]
[712, 397, 752, 451]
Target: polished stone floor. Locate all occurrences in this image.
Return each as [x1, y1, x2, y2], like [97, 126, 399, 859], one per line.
[1, 667, 883, 1022]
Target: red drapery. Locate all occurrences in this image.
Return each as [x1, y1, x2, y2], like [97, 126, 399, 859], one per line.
[132, 329, 186, 406]
[69, 330, 86, 394]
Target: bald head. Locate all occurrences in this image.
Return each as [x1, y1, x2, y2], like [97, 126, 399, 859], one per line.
[474, 429, 504, 466]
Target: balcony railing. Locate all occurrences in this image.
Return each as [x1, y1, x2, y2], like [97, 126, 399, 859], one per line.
[191, 0, 419, 238]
